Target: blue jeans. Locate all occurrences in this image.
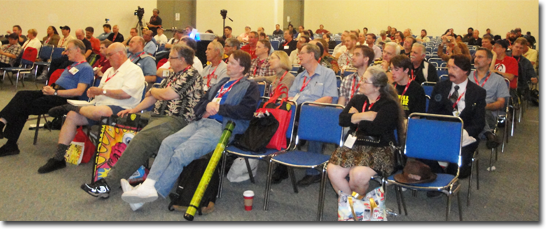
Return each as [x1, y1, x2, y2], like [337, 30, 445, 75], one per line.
[305, 141, 323, 176]
[148, 118, 223, 198]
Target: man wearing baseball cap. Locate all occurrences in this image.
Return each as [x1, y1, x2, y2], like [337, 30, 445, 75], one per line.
[58, 26, 75, 48]
[493, 39, 519, 89]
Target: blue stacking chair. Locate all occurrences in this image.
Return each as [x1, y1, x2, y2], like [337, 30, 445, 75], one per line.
[421, 81, 436, 97]
[265, 102, 344, 221]
[33, 45, 54, 76]
[386, 113, 464, 221]
[439, 74, 449, 82]
[270, 40, 280, 50]
[257, 81, 266, 97]
[437, 68, 448, 79]
[219, 100, 298, 198]
[51, 47, 65, 60]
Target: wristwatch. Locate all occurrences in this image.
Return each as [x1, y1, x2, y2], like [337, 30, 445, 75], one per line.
[103, 89, 107, 95]
[54, 89, 58, 96]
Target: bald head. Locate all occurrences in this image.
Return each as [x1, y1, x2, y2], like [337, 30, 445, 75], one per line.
[106, 42, 128, 68]
[129, 36, 145, 53]
[75, 29, 85, 40]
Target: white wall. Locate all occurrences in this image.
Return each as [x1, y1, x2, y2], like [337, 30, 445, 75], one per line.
[304, 0, 539, 42]
[196, 0, 284, 36]
[3, 0, 156, 39]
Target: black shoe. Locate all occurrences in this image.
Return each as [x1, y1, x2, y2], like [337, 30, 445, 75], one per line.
[297, 174, 321, 187]
[271, 165, 288, 184]
[38, 158, 66, 173]
[427, 191, 444, 198]
[0, 143, 20, 157]
[81, 178, 110, 198]
[485, 131, 499, 149]
[48, 104, 78, 118]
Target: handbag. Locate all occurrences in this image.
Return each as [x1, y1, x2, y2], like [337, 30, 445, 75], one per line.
[64, 127, 95, 165]
[262, 85, 293, 150]
[338, 187, 387, 221]
[226, 157, 259, 182]
[232, 111, 279, 153]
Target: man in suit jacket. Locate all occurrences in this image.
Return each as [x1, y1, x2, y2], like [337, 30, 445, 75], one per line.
[424, 54, 486, 180]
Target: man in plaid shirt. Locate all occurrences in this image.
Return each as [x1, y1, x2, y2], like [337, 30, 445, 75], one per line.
[337, 45, 374, 106]
[248, 39, 275, 79]
[0, 33, 22, 68]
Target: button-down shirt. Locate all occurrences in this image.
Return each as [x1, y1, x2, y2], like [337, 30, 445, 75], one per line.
[249, 56, 275, 78]
[0, 43, 22, 66]
[289, 64, 338, 105]
[339, 72, 361, 106]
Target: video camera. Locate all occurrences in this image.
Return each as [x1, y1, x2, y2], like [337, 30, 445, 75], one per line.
[134, 6, 145, 21]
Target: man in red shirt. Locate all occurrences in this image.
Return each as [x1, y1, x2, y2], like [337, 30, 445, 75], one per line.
[85, 27, 100, 54]
[493, 40, 519, 89]
[315, 24, 329, 35]
[240, 31, 258, 59]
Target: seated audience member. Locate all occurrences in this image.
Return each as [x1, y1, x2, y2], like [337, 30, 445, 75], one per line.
[165, 29, 184, 50]
[273, 24, 284, 36]
[81, 45, 204, 210]
[258, 32, 273, 55]
[39, 28, 91, 81]
[271, 43, 338, 185]
[410, 43, 438, 83]
[288, 24, 297, 38]
[123, 28, 138, 47]
[107, 25, 124, 43]
[333, 31, 349, 59]
[403, 28, 412, 38]
[143, 30, 157, 56]
[21, 29, 42, 59]
[118, 50, 259, 206]
[316, 24, 329, 35]
[323, 33, 336, 49]
[92, 40, 113, 80]
[0, 34, 22, 68]
[6, 25, 27, 46]
[357, 33, 367, 46]
[421, 54, 486, 183]
[289, 35, 309, 66]
[238, 26, 251, 43]
[493, 40, 518, 92]
[313, 39, 339, 74]
[365, 33, 382, 60]
[456, 35, 464, 44]
[255, 50, 295, 97]
[400, 36, 415, 57]
[522, 39, 538, 73]
[338, 45, 374, 106]
[42, 26, 60, 48]
[38, 42, 145, 173]
[374, 41, 400, 83]
[469, 48, 509, 149]
[97, 24, 112, 41]
[157, 37, 203, 78]
[75, 29, 93, 59]
[279, 29, 298, 56]
[57, 26, 75, 49]
[463, 27, 474, 43]
[376, 30, 392, 46]
[240, 31, 259, 59]
[0, 40, 93, 157]
[85, 27, 100, 54]
[393, 31, 404, 48]
[327, 66, 405, 197]
[257, 27, 265, 34]
[154, 27, 168, 47]
[390, 55, 426, 116]
[484, 28, 494, 40]
[437, 35, 470, 62]
[201, 41, 228, 90]
[248, 39, 275, 79]
[337, 34, 357, 71]
[416, 29, 430, 43]
[294, 25, 305, 39]
[127, 36, 157, 83]
[223, 38, 240, 63]
[468, 29, 482, 46]
[222, 26, 233, 41]
[511, 38, 537, 97]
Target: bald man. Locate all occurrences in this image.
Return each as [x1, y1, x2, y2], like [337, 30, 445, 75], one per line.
[38, 42, 145, 174]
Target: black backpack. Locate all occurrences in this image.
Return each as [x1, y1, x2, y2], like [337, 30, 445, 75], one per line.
[168, 153, 220, 215]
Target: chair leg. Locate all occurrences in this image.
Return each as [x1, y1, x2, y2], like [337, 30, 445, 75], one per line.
[457, 191, 463, 221]
[446, 193, 451, 221]
[288, 167, 298, 193]
[317, 168, 328, 221]
[217, 151, 227, 199]
[244, 158, 255, 184]
[510, 107, 516, 137]
[33, 115, 41, 145]
[399, 187, 407, 216]
[476, 157, 480, 190]
[263, 160, 275, 211]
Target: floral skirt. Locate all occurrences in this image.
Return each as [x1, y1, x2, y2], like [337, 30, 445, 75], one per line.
[329, 145, 395, 177]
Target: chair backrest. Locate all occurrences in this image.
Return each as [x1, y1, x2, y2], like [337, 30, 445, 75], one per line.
[424, 95, 430, 112]
[404, 113, 463, 164]
[296, 102, 344, 146]
[270, 40, 280, 50]
[421, 81, 437, 97]
[439, 74, 449, 82]
[21, 47, 38, 64]
[38, 45, 54, 60]
[257, 81, 266, 97]
[436, 68, 448, 79]
[291, 65, 300, 72]
[336, 76, 342, 89]
[52, 47, 65, 60]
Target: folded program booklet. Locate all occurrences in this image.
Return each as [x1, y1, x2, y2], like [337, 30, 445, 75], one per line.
[67, 100, 94, 107]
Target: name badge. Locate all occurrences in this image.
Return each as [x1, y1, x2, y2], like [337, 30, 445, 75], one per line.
[344, 134, 357, 148]
[69, 67, 79, 75]
[284, 45, 289, 49]
[203, 85, 209, 91]
[212, 97, 222, 103]
[452, 110, 460, 117]
[162, 70, 170, 77]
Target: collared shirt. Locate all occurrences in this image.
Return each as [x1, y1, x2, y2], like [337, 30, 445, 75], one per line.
[450, 79, 468, 114]
[289, 63, 338, 105]
[337, 50, 353, 71]
[339, 72, 361, 106]
[200, 61, 228, 90]
[368, 44, 382, 60]
[127, 50, 157, 76]
[93, 59, 145, 109]
[249, 56, 275, 78]
[21, 37, 42, 58]
[468, 71, 509, 106]
[144, 41, 157, 55]
[57, 35, 75, 48]
[154, 66, 203, 121]
[0, 43, 22, 66]
[97, 32, 112, 41]
[154, 34, 168, 45]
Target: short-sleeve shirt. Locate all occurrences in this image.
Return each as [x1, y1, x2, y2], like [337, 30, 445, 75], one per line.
[278, 40, 297, 56]
[249, 56, 275, 78]
[94, 59, 145, 109]
[149, 16, 162, 36]
[154, 67, 203, 122]
[81, 38, 93, 53]
[57, 35, 75, 48]
[495, 56, 519, 89]
[127, 51, 157, 76]
[54, 62, 94, 90]
[288, 64, 338, 105]
[107, 33, 124, 43]
[144, 41, 157, 56]
[88, 37, 101, 54]
[200, 61, 228, 90]
[0, 43, 22, 66]
[339, 72, 361, 106]
[468, 71, 510, 106]
[337, 51, 353, 71]
[394, 80, 426, 116]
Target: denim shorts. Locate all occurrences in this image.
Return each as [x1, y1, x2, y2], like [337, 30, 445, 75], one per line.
[86, 105, 126, 126]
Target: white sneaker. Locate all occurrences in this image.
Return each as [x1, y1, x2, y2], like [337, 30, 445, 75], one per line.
[120, 179, 144, 211]
[121, 183, 158, 204]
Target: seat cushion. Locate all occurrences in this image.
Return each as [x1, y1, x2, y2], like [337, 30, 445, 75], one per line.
[271, 150, 330, 167]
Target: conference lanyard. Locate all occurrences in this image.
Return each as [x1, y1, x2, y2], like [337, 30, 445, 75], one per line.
[216, 78, 242, 99]
[66, 61, 86, 71]
[206, 62, 220, 87]
[111, 33, 117, 42]
[394, 79, 412, 99]
[253, 59, 265, 76]
[474, 71, 490, 88]
[299, 76, 313, 92]
[130, 52, 145, 62]
[350, 74, 360, 99]
[451, 90, 466, 109]
[167, 66, 191, 87]
[355, 95, 380, 133]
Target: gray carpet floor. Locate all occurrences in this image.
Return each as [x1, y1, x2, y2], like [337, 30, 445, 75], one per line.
[0, 79, 540, 222]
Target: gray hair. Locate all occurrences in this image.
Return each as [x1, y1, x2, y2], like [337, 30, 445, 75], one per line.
[210, 41, 224, 58]
[303, 43, 321, 60]
[172, 44, 195, 65]
[225, 38, 240, 48]
[68, 39, 86, 55]
[385, 42, 400, 55]
[412, 43, 426, 55]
